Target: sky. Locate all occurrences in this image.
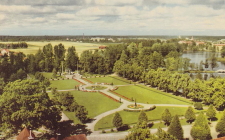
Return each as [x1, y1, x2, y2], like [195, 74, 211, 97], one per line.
[0, 0, 225, 36]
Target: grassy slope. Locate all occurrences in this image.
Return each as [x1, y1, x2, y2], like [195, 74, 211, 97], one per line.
[95, 106, 201, 130]
[115, 85, 192, 105]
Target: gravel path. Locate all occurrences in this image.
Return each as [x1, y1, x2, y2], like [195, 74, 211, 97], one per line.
[60, 75, 218, 140]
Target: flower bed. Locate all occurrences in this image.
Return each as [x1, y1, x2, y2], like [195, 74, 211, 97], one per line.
[73, 78, 85, 85]
[81, 78, 94, 83]
[127, 104, 144, 109]
[109, 90, 132, 101]
[99, 91, 120, 103]
[124, 105, 156, 112]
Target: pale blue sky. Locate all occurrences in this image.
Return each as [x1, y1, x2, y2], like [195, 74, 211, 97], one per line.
[0, 0, 225, 36]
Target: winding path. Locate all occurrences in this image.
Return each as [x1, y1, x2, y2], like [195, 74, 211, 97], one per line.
[63, 74, 217, 140]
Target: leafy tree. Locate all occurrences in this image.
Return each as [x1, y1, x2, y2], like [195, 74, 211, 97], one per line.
[75, 105, 88, 123]
[125, 121, 153, 140]
[162, 109, 172, 126]
[167, 115, 183, 140]
[112, 112, 123, 129]
[194, 102, 203, 110]
[216, 110, 225, 136]
[0, 79, 61, 136]
[138, 110, 148, 123]
[156, 127, 177, 140]
[65, 46, 79, 71]
[184, 106, 196, 123]
[206, 104, 216, 121]
[0, 78, 5, 95]
[190, 112, 211, 140]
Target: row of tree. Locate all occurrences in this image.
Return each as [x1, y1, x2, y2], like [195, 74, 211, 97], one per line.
[124, 106, 225, 140]
[0, 42, 28, 49]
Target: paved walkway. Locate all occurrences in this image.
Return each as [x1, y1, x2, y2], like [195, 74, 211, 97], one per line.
[61, 74, 217, 140]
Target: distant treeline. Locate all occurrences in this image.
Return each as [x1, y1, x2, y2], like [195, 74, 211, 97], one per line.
[0, 42, 28, 49]
[0, 35, 225, 42]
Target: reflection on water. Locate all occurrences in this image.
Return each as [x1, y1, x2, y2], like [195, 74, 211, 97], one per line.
[182, 51, 225, 78]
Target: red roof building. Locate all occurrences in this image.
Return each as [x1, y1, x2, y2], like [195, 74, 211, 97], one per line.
[213, 137, 225, 140]
[99, 46, 107, 49]
[17, 128, 35, 140]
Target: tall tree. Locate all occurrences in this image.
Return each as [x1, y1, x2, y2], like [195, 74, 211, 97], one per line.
[138, 110, 148, 123]
[162, 109, 172, 126]
[184, 106, 196, 123]
[190, 112, 211, 140]
[216, 110, 225, 136]
[75, 105, 88, 124]
[167, 115, 183, 140]
[112, 112, 123, 129]
[53, 43, 66, 72]
[206, 104, 216, 121]
[65, 46, 79, 71]
[156, 127, 177, 140]
[0, 79, 61, 136]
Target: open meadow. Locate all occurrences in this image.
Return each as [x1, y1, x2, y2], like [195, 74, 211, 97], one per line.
[0, 41, 105, 55]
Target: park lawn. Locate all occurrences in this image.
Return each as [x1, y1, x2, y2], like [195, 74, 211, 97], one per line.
[87, 76, 130, 85]
[95, 106, 199, 130]
[63, 110, 81, 124]
[50, 79, 81, 90]
[65, 91, 121, 119]
[42, 72, 54, 79]
[115, 85, 192, 105]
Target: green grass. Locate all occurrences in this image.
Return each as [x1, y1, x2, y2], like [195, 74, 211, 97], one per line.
[64, 91, 121, 119]
[87, 76, 130, 85]
[95, 106, 200, 130]
[115, 85, 192, 105]
[63, 110, 81, 124]
[0, 41, 104, 55]
[50, 79, 81, 90]
[42, 72, 54, 79]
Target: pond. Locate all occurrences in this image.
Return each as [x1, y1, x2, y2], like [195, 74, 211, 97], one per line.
[182, 51, 225, 78]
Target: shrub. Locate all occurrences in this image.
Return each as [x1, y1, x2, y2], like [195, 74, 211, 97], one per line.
[102, 130, 106, 133]
[117, 124, 130, 131]
[194, 102, 203, 110]
[111, 129, 114, 132]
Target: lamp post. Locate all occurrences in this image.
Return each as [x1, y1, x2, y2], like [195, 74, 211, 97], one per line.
[56, 133, 61, 140]
[28, 128, 34, 140]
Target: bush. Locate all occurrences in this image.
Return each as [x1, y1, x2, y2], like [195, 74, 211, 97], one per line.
[111, 129, 114, 132]
[117, 124, 130, 131]
[102, 130, 106, 133]
[194, 102, 203, 110]
[148, 122, 154, 128]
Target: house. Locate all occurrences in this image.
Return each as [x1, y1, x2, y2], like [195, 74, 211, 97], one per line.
[17, 127, 35, 140]
[178, 41, 193, 45]
[213, 137, 225, 140]
[213, 44, 225, 51]
[99, 46, 107, 49]
[63, 134, 87, 140]
[0, 49, 10, 56]
[195, 41, 205, 46]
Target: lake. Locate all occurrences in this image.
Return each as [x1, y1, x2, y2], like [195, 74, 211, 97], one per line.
[182, 51, 225, 78]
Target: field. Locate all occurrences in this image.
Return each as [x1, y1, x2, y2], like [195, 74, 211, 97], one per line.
[63, 91, 121, 119]
[87, 76, 130, 85]
[114, 85, 192, 105]
[95, 106, 201, 130]
[0, 41, 105, 55]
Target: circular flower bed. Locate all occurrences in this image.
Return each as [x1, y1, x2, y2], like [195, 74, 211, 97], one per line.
[127, 104, 144, 109]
